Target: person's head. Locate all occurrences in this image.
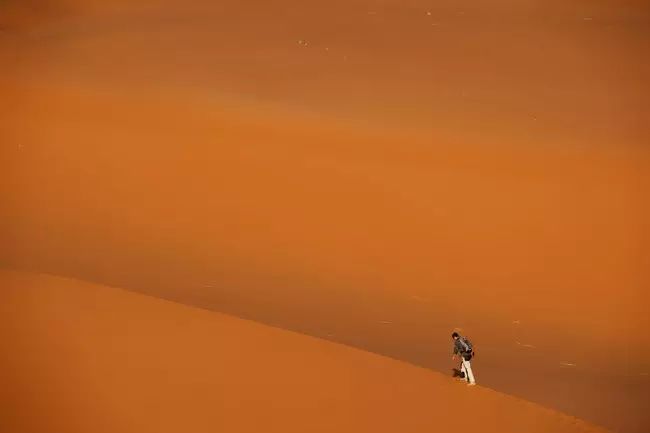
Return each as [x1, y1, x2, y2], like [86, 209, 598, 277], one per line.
[452, 332, 459, 340]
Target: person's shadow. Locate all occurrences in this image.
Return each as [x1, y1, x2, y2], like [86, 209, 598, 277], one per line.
[452, 368, 465, 379]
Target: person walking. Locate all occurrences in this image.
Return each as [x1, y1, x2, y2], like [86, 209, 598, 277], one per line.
[452, 331, 476, 385]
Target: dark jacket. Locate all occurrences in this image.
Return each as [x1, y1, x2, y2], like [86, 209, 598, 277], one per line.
[453, 336, 474, 360]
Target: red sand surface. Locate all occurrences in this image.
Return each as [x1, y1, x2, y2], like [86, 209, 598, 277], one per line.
[1, 1, 649, 432]
[0, 270, 611, 433]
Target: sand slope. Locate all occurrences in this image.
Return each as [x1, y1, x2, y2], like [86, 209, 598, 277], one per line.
[1, 1, 648, 432]
[0, 270, 607, 433]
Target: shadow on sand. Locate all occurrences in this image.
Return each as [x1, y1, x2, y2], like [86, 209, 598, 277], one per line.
[452, 368, 465, 379]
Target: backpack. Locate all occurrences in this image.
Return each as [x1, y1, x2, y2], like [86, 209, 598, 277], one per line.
[459, 337, 473, 354]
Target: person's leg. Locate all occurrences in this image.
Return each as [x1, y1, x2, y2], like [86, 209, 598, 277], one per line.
[463, 358, 476, 385]
[458, 360, 466, 380]
[460, 359, 469, 382]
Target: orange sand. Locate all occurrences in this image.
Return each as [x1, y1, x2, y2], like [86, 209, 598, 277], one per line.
[1, 1, 648, 432]
[0, 270, 610, 433]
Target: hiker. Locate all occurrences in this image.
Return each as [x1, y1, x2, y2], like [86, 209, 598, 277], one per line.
[452, 332, 476, 385]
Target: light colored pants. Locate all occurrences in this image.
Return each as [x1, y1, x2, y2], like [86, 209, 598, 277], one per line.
[461, 358, 476, 384]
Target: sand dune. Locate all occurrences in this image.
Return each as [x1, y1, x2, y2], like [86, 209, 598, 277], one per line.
[0, 270, 609, 433]
[1, 1, 648, 432]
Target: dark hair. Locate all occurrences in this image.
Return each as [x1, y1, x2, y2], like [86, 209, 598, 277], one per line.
[452, 332, 459, 338]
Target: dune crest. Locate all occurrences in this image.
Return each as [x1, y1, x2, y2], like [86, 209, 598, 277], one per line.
[1, 270, 609, 433]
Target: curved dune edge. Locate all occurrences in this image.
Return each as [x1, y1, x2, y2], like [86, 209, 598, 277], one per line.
[1, 270, 607, 433]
